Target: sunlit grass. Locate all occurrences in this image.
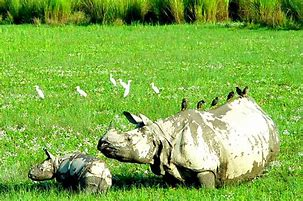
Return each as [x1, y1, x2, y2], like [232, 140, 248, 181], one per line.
[0, 24, 302, 200]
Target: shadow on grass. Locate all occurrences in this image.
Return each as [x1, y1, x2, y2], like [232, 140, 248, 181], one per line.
[0, 181, 63, 193]
[0, 174, 180, 193]
[111, 173, 170, 189]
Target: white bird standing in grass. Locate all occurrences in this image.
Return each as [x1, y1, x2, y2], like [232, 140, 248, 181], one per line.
[35, 85, 45, 99]
[119, 79, 127, 88]
[109, 74, 117, 87]
[76, 86, 88, 97]
[123, 80, 132, 98]
[151, 82, 160, 94]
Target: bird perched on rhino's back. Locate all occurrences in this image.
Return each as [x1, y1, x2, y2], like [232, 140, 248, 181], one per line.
[28, 149, 112, 193]
[197, 100, 205, 110]
[211, 97, 219, 107]
[236, 87, 243, 97]
[226, 91, 234, 102]
[242, 86, 249, 97]
[181, 98, 188, 111]
[98, 96, 279, 188]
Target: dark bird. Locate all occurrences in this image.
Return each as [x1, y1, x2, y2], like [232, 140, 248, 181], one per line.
[181, 98, 188, 111]
[236, 87, 243, 97]
[242, 86, 249, 97]
[197, 100, 205, 110]
[211, 97, 219, 107]
[226, 91, 235, 102]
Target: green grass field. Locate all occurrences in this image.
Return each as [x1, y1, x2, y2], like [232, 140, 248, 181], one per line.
[0, 24, 302, 200]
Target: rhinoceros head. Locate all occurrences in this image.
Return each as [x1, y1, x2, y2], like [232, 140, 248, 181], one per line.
[28, 148, 57, 181]
[98, 112, 158, 164]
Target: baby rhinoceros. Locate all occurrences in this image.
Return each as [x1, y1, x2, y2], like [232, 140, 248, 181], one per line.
[28, 149, 112, 193]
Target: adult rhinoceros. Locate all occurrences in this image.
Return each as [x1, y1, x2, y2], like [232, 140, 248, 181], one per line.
[97, 97, 279, 188]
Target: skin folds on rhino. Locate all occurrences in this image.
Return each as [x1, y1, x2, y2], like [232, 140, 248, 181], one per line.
[98, 97, 279, 188]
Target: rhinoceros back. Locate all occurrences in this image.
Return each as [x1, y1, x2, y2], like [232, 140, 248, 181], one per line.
[56, 153, 112, 192]
[166, 97, 279, 184]
[215, 98, 279, 183]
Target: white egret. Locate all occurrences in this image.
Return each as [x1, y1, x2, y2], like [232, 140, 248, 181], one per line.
[76, 86, 88, 97]
[109, 74, 117, 87]
[151, 82, 160, 94]
[123, 80, 132, 98]
[35, 85, 45, 99]
[119, 79, 127, 88]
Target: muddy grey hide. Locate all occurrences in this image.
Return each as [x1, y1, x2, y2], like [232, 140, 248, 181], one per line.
[98, 97, 280, 188]
[28, 149, 112, 193]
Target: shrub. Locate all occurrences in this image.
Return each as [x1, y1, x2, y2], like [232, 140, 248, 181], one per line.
[68, 11, 88, 24]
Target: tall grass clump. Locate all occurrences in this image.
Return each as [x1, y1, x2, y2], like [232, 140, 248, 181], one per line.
[123, 0, 147, 24]
[282, 0, 303, 24]
[238, 0, 286, 27]
[4, 0, 21, 23]
[0, 0, 7, 19]
[238, 0, 256, 22]
[80, 0, 124, 24]
[200, 0, 230, 22]
[4, 0, 46, 23]
[44, 0, 72, 24]
[258, 0, 285, 27]
[149, 0, 184, 24]
[169, 0, 184, 23]
[183, 0, 202, 22]
[183, 0, 230, 23]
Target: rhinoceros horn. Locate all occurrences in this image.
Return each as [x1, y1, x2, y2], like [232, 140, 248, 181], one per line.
[123, 111, 152, 127]
[107, 120, 114, 130]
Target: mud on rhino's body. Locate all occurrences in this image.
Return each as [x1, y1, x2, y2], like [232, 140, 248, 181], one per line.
[98, 97, 279, 188]
[29, 150, 112, 193]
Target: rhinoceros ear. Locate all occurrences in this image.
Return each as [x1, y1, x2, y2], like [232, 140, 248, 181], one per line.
[43, 148, 55, 161]
[123, 111, 143, 125]
[139, 114, 153, 126]
[123, 111, 152, 127]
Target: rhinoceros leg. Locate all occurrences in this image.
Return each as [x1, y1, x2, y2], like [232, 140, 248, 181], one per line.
[163, 173, 181, 187]
[197, 171, 216, 189]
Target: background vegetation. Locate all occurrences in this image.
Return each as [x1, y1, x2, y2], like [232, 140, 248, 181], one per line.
[0, 24, 302, 200]
[0, 0, 302, 28]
